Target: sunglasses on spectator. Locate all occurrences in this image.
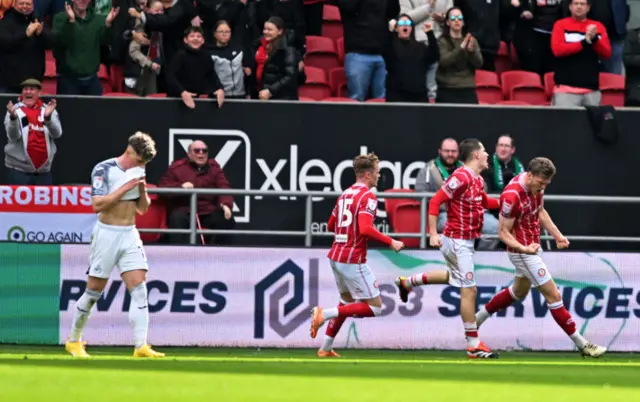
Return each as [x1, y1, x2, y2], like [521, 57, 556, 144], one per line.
[397, 20, 413, 26]
[192, 148, 208, 154]
[449, 15, 464, 21]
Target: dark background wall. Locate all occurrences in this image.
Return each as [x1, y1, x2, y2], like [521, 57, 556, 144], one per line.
[1, 96, 637, 250]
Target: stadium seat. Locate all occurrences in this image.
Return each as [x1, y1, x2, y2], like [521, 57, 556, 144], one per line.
[98, 64, 111, 93]
[45, 50, 54, 63]
[475, 70, 503, 104]
[298, 96, 316, 102]
[543, 72, 555, 99]
[501, 70, 547, 105]
[321, 97, 358, 102]
[383, 188, 418, 230]
[328, 67, 347, 96]
[497, 100, 531, 105]
[45, 60, 56, 77]
[305, 36, 341, 73]
[146, 93, 168, 98]
[336, 37, 345, 64]
[136, 200, 167, 244]
[322, 5, 344, 42]
[110, 65, 124, 92]
[600, 72, 625, 107]
[104, 92, 138, 97]
[42, 62, 57, 94]
[299, 66, 332, 100]
[494, 41, 513, 75]
[394, 202, 423, 248]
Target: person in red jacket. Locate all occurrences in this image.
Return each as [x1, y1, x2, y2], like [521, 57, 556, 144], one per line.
[158, 140, 235, 245]
[550, 0, 612, 107]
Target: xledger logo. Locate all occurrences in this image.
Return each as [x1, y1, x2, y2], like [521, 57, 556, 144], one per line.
[169, 129, 251, 223]
[7, 225, 84, 243]
[254, 259, 319, 339]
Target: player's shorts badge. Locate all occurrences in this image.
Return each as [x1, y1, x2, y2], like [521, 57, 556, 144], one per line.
[538, 268, 546, 277]
[373, 280, 379, 289]
[465, 272, 474, 280]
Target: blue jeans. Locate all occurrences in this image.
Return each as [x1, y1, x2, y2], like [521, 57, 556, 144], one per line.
[602, 40, 624, 75]
[6, 168, 53, 185]
[344, 53, 386, 101]
[437, 211, 500, 250]
[57, 75, 103, 96]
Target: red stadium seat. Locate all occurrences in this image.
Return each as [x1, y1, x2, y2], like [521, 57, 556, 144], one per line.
[501, 71, 547, 105]
[136, 201, 167, 244]
[299, 66, 332, 100]
[600, 72, 625, 107]
[394, 202, 423, 248]
[299, 96, 316, 102]
[41, 78, 56, 94]
[476, 70, 503, 104]
[146, 93, 167, 98]
[328, 67, 346, 96]
[45, 60, 56, 77]
[336, 37, 345, 64]
[305, 36, 341, 73]
[543, 72, 555, 99]
[321, 97, 358, 102]
[98, 64, 112, 93]
[497, 100, 531, 105]
[322, 5, 343, 42]
[110, 65, 124, 92]
[494, 41, 513, 75]
[383, 188, 418, 230]
[45, 50, 54, 63]
[104, 92, 138, 97]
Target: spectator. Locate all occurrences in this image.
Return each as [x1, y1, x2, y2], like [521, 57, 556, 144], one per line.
[583, 0, 629, 75]
[127, 0, 164, 96]
[400, 0, 453, 101]
[4, 79, 62, 185]
[435, 7, 482, 104]
[195, 0, 246, 44]
[0, 0, 13, 18]
[167, 26, 225, 108]
[623, 24, 640, 106]
[454, 0, 500, 71]
[256, 0, 306, 56]
[208, 20, 251, 99]
[159, 140, 236, 245]
[510, 0, 564, 77]
[482, 134, 524, 194]
[551, 0, 611, 107]
[249, 16, 300, 100]
[337, 0, 400, 101]
[384, 15, 439, 103]
[0, 0, 54, 94]
[52, 0, 119, 95]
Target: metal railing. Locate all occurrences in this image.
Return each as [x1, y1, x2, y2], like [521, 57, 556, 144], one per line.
[142, 188, 640, 247]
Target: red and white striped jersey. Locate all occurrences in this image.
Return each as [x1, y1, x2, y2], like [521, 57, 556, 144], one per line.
[442, 166, 486, 240]
[500, 173, 544, 252]
[328, 183, 377, 264]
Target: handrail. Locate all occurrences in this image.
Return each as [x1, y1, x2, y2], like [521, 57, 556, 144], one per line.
[144, 188, 640, 247]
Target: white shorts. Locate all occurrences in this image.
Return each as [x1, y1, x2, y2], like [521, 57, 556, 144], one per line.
[441, 235, 476, 288]
[508, 250, 552, 287]
[87, 221, 148, 279]
[329, 260, 380, 300]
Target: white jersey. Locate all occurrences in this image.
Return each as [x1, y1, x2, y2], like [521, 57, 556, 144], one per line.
[90, 158, 145, 201]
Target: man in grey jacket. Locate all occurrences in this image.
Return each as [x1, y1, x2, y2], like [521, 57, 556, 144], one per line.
[416, 137, 499, 249]
[4, 79, 62, 185]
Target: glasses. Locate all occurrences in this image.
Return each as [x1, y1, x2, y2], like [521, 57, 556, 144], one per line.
[216, 30, 231, 35]
[192, 148, 208, 154]
[397, 20, 413, 26]
[449, 15, 464, 21]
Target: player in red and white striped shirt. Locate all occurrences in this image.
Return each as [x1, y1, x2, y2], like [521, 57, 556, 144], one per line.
[475, 157, 606, 357]
[394, 139, 500, 359]
[310, 153, 405, 357]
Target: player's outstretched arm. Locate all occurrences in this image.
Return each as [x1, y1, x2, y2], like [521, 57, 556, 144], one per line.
[92, 178, 141, 213]
[498, 216, 538, 254]
[539, 208, 570, 249]
[358, 213, 404, 251]
[136, 180, 152, 215]
[482, 193, 500, 210]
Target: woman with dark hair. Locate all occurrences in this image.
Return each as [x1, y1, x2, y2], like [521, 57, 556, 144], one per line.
[207, 20, 252, 99]
[384, 14, 440, 103]
[435, 7, 482, 104]
[249, 16, 300, 100]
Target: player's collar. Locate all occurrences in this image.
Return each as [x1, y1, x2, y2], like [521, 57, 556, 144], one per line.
[518, 173, 529, 193]
[462, 165, 479, 178]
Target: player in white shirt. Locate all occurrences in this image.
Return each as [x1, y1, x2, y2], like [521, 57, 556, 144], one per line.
[65, 132, 164, 358]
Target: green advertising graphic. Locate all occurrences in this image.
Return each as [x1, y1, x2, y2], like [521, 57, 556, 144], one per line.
[0, 243, 60, 344]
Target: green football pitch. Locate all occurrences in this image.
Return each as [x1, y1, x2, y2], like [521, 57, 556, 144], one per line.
[0, 346, 638, 402]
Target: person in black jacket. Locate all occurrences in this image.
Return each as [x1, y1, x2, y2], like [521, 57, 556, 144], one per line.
[249, 16, 299, 100]
[167, 26, 225, 108]
[384, 14, 439, 103]
[0, 0, 54, 94]
[255, 0, 306, 57]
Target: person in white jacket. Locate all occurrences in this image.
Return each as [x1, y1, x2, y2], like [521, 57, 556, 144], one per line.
[398, 0, 453, 100]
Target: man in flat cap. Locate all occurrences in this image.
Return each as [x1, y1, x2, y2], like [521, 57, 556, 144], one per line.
[4, 78, 62, 185]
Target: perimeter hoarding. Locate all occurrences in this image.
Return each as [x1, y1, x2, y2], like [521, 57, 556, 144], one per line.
[50, 245, 639, 351]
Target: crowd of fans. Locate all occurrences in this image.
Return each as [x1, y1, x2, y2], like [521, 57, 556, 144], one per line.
[0, 0, 635, 107]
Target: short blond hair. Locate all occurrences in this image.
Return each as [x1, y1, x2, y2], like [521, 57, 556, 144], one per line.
[128, 131, 157, 163]
[353, 153, 379, 177]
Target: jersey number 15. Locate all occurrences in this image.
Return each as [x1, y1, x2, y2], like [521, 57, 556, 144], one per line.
[337, 199, 353, 228]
